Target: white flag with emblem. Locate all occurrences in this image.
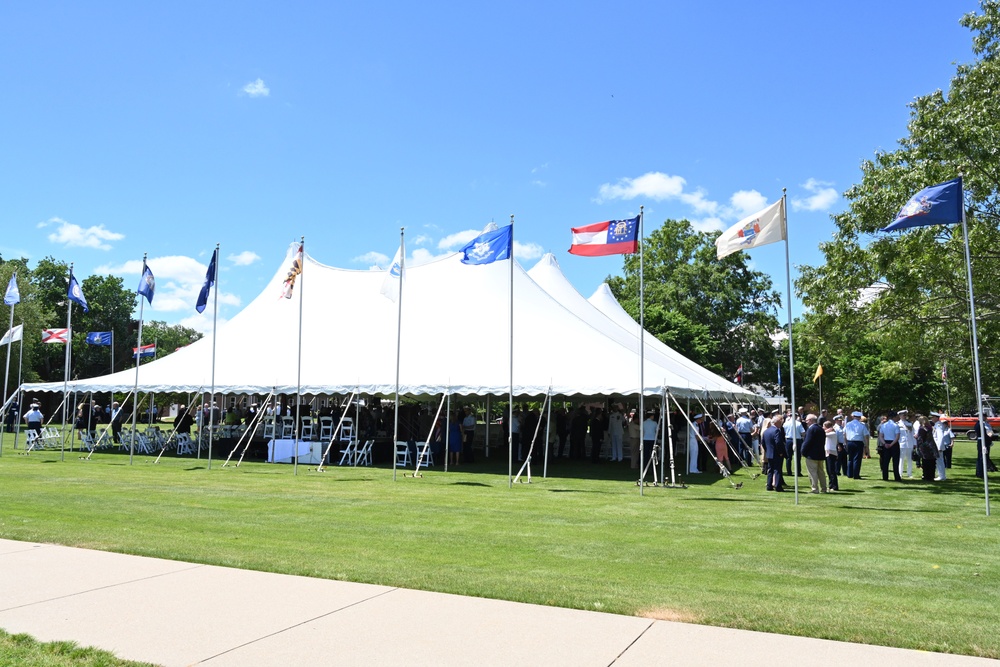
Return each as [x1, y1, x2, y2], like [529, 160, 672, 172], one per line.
[715, 199, 786, 259]
[380, 239, 405, 302]
[0, 324, 23, 346]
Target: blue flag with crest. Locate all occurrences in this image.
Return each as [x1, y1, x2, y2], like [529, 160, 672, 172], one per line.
[882, 177, 963, 232]
[138, 263, 155, 305]
[86, 332, 112, 346]
[4, 273, 19, 306]
[196, 248, 218, 314]
[68, 273, 89, 312]
[460, 225, 513, 265]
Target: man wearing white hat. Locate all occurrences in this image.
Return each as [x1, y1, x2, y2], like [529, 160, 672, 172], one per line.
[932, 415, 954, 481]
[844, 411, 869, 479]
[688, 413, 705, 474]
[735, 408, 754, 466]
[897, 410, 915, 479]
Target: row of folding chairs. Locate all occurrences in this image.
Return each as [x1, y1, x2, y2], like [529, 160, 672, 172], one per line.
[337, 439, 373, 466]
[25, 427, 62, 451]
[261, 416, 354, 442]
[394, 441, 434, 468]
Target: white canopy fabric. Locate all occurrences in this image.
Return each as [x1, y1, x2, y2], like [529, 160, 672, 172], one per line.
[24, 245, 759, 400]
[527, 253, 752, 399]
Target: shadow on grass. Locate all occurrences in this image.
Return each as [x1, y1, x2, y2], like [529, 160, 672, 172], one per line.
[841, 505, 943, 513]
[451, 481, 492, 487]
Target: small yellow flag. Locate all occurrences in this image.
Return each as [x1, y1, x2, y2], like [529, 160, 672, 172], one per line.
[813, 364, 824, 383]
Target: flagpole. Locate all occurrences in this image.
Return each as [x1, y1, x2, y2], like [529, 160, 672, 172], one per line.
[208, 244, 220, 471]
[14, 324, 24, 451]
[638, 205, 645, 496]
[131, 254, 147, 466]
[111, 330, 115, 376]
[294, 237, 304, 477]
[508, 215, 514, 489]
[61, 265, 75, 462]
[782, 190, 800, 506]
[1, 276, 15, 458]
[392, 228, 404, 482]
[960, 206, 990, 515]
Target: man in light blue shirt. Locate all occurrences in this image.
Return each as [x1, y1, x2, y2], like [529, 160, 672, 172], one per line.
[878, 413, 902, 481]
[844, 411, 869, 479]
[932, 415, 953, 481]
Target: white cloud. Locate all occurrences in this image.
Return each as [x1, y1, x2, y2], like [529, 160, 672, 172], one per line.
[531, 180, 547, 187]
[689, 217, 725, 233]
[596, 172, 686, 203]
[412, 235, 431, 246]
[94, 255, 240, 314]
[42, 217, 124, 250]
[243, 78, 270, 97]
[177, 314, 229, 335]
[792, 178, 838, 212]
[514, 241, 544, 261]
[227, 251, 260, 266]
[729, 190, 769, 217]
[437, 229, 480, 250]
[353, 251, 390, 266]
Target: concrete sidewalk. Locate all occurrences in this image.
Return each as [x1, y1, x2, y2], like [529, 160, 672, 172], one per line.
[0, 539, 994, 666]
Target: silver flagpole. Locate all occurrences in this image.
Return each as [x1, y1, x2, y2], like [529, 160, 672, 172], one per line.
[543, 386, 552, 478]
[392, 229, 404, 482]
[111, 330, 115, 376]
[508, 215, 514, 489]
[14, 323, 24, 451]
[960, 201, 989, 516]
[638, 206, 645, 495]
[61, 265, 74, 462]
[1, 275, 15, 458]
[294, 238, 305, 477]
[131, 256, 148, 465]
[781, 190, 799, 505]
[208, 244, 220, 471]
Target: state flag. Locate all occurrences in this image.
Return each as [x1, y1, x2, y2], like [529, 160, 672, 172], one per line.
[42, 328, 69, 344]
[281, 244, 303, 299]
[380, 241, 404, 302]
[569, 216, 640, 256]
[716, 199, 786, 259]
[86, 332, 113, 346]
[882, 178, 963, 232]
[68, 273, 89, 313]
[460, 225, 513, 265]
[133, 343, 156, 358]
[4, 274, 19, 306]
[196, 248, 218, 313]
[138, 263, 156, 305]
[0, 324, 23, 346]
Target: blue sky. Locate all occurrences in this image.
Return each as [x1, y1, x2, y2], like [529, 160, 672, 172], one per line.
[0, 1, 980, 332]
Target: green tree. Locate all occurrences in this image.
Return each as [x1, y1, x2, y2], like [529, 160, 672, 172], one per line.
[796, 1, 1000, 413]
[608, 218, 782, 387]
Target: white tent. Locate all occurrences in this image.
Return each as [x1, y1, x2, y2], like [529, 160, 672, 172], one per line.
[527, 253, 749, 398]
[23, 245, 758, 400]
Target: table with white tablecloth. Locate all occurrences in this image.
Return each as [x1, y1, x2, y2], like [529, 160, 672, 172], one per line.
[267, 439, 322, 464]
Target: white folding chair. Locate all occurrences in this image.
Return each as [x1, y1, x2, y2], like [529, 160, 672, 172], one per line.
[175, 433, 194, 455]
[319, 417, 333, 441]
[262, 416, 275, 439]
[415, 442, 434, 467]
[340, 417, 354, 443]
[338, 440, 357, 466]
[355, 439, 373, 466]
[301, 417, 314, 441]
[394, 441, 412, 467]
[280, 416, 295, 439]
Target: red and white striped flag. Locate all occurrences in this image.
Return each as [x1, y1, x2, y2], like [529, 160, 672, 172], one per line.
[42, 328, 69, 344]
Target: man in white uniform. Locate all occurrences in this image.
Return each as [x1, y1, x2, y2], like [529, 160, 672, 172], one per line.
[932, 415, 954, 481]
[897, 410, 915, 479]
[688, 413, 705, 474]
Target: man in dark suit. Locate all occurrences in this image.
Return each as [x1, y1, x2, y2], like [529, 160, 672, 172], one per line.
[799, 414, 828, 493]
[762, 415, 786, 491]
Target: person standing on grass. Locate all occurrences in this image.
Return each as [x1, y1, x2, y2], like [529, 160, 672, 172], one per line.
[24, 402, 43, 439]
[833, 414, 847, 476]
[462, 406, 476, 464]
[897, 410, 916, 479]
[784, 414, 804, 477]
[570, 406, 588, 459]
[641, 411, 658, 473]
[688, 413, 705, 474]
[879, 412, 902, 482]
[589, 408, 605, 463]
[823, 420, 840, 491]
[932, 415, 953, 481]
[608, 405, 625, 463]
[628, 411, 641, 469]
[973, 418, 994, 479]
[555, 407, 568, 460]
[800, 414, 828, 494]
[844, 411, 869, 479]
[763, 415, 785, 491]
[915, 416, 937, 481]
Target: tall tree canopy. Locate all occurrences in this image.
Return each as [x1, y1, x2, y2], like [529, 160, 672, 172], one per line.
[608, 219, 782, 389]
[796, 1, 1000, 414]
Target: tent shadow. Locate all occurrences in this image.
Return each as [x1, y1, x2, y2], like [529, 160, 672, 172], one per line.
[450, 481, 491, 487]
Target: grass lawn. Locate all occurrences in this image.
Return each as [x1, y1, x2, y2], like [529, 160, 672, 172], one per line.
[0, 628, 156, 666]
[1, 434, 998, 659]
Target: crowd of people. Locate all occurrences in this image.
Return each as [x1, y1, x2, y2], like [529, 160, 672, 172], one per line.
[685, 405, 993, 494]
